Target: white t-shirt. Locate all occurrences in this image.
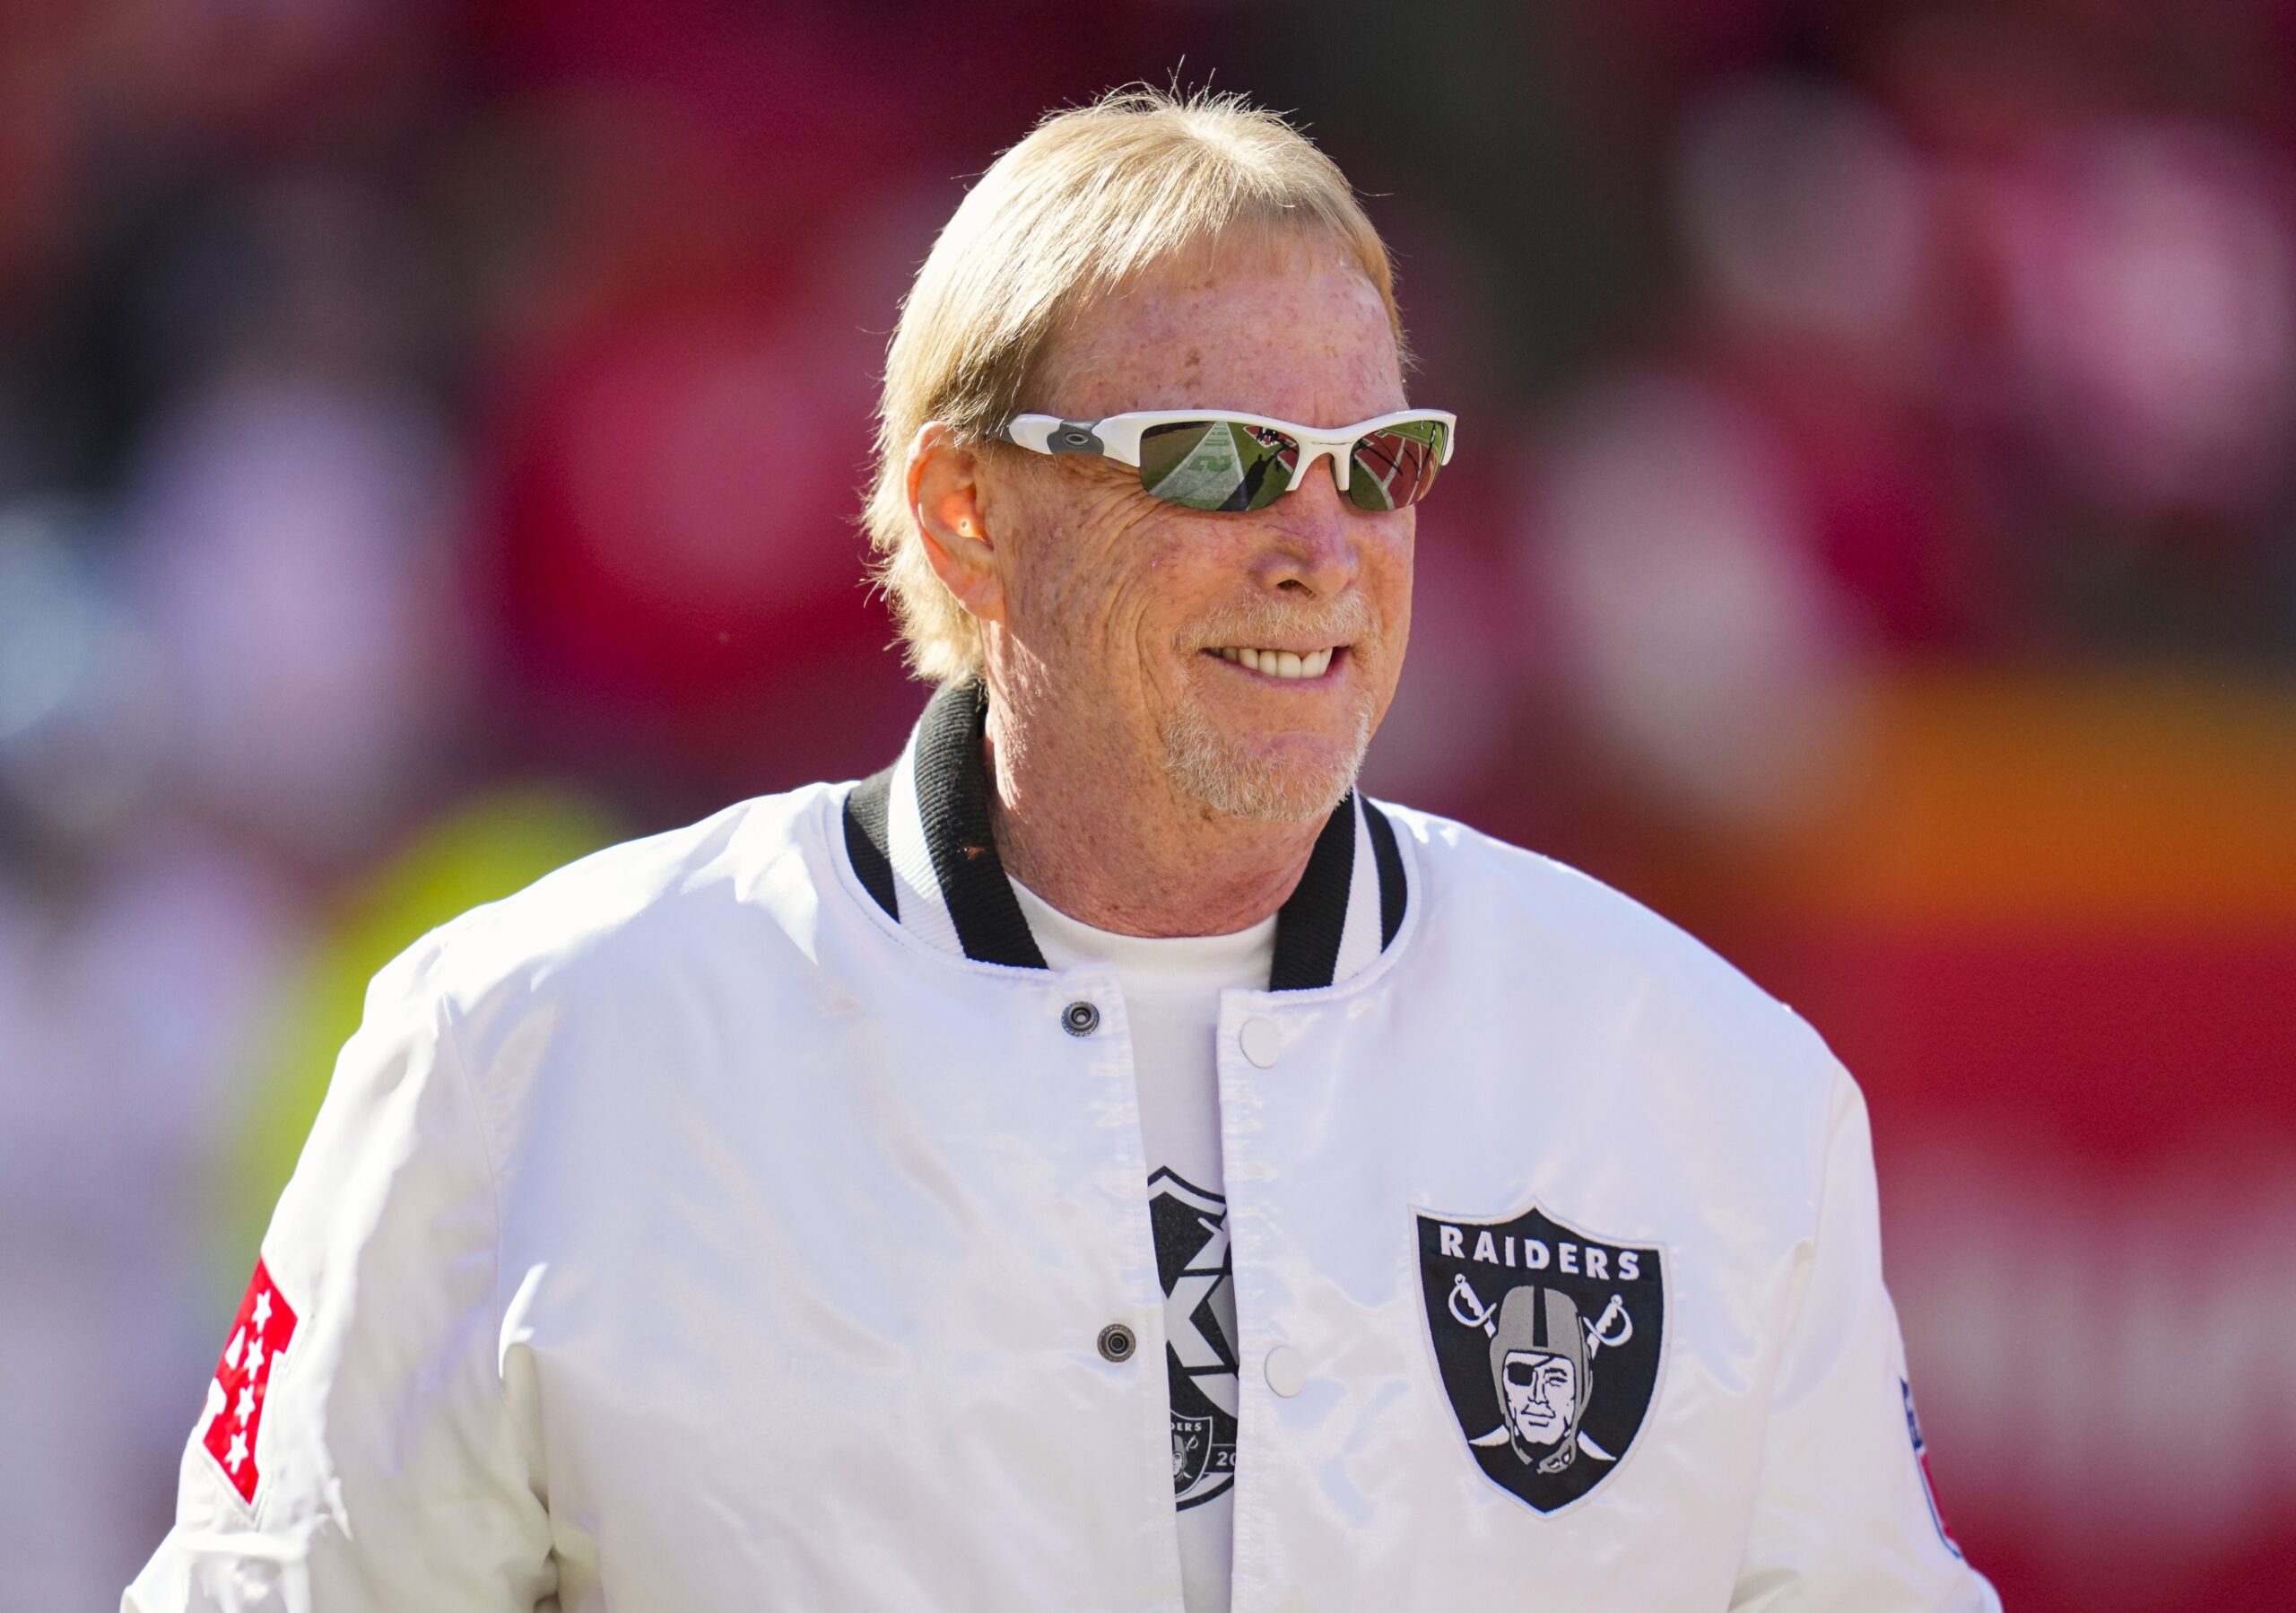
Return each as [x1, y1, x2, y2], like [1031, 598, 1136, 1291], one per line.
[1010, 879, 1274, 1613]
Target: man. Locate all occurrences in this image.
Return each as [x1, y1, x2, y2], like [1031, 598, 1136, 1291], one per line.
[128, 90, 1997, 1610]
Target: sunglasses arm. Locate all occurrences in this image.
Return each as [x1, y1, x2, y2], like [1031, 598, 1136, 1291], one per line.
[997, 414, 1148, 467]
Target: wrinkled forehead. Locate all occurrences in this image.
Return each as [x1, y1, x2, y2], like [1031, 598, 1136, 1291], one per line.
[1030, 226, 1406, 427]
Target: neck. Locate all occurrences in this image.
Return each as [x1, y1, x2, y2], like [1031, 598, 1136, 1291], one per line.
[982, 697, 1328, 938]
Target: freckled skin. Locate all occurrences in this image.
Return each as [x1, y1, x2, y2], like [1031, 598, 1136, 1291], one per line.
[908, 235, 1417, 936]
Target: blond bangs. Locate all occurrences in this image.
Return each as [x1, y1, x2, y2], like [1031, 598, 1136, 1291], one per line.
[863, 88, 1402, 683]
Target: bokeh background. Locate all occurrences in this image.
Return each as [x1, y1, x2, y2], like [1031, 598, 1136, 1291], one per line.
[3, 2, 2292, 1608]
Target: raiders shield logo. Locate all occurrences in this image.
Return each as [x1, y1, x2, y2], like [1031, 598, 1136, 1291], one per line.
[1171, 1411, 1219, 1494]
[1414, 1203, 1665, 1514]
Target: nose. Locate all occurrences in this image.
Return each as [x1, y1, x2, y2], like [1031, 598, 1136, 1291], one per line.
[1248, 461, 1360, 599]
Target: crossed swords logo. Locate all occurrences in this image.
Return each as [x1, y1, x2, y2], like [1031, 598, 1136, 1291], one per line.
[1448, 1272, 1632, 1461]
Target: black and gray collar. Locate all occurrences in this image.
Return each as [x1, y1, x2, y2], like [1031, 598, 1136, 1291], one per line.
[843, 679, 1406, 990]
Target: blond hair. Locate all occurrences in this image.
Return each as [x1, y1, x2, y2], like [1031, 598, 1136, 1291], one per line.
[863, 87, 1402, 682]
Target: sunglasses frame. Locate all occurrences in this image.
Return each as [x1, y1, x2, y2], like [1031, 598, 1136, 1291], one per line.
[996, 407, 1457, 509]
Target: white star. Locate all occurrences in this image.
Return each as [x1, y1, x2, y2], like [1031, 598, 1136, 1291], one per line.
[223, 1329, 245, 1371]
[252, 1290, 272, 1330]
[226, 1432, 248, 1473]
[243, 1336, 265, 1379]
[236, 1384, 257, 1420]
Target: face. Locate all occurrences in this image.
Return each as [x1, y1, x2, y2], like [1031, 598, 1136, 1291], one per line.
[978, 236, 1414, 822]
[1503, 1350, 1578, 1447]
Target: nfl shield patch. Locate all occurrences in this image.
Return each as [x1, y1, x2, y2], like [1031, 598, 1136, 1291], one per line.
[1414, 1203, 1665, 1513]
[199, 1260, 299, 1505]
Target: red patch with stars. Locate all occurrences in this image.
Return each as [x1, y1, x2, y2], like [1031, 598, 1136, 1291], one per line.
[200, 1260, 299, 1504]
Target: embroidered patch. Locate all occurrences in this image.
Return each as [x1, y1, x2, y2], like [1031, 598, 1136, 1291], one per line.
[198, 1260, 299, 1505]
[1903, 1378, 1964, 1557]
[1415, 1204, 1665, 1513]
[1150, 1169, 1238, 1509]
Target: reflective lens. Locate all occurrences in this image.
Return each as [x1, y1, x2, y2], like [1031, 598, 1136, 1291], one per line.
[1344, 418, 1448, 511]
[1129, 414, 1448, 512]
[1139, 420, 1300, 512]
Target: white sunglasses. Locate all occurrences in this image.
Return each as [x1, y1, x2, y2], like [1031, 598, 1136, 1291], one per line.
[997, 408, 1457, 513]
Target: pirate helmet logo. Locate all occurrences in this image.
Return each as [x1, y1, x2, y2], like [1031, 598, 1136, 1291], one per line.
[1171, 1412, 1218, 1494]
[1416, 1202, 1665, 1513]
[1490, 1285, 1596, 1471]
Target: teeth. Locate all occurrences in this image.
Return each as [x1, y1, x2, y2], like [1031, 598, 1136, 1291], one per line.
[1214, 646, 1335, 680]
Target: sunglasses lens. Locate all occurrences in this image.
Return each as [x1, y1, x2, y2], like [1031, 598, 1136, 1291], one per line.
[1345, 419, 1448, 512]
[1139, 420, 1300, 512]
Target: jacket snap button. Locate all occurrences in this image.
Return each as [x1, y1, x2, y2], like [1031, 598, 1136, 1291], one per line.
[1239, 1016, 1282, 1068]
[1097, 1322, 1137, 1363]
[1062, 1000, 1100, 1037]
[1265, 1344, 1307, 1397]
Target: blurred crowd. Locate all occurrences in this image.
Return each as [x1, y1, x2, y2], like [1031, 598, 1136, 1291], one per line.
[1, 3, 2291, 1609]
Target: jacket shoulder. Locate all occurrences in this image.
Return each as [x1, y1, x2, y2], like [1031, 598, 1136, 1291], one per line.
[1378, 802, 1852, 1117]
[404, 783, 840, 1035]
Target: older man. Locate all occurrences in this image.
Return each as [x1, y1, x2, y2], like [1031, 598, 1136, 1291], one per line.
[128, 92, 1996, 1612]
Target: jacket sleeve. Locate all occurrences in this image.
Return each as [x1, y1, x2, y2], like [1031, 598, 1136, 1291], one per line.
[124, 931, 555, 1613]
[1730, 1059, 2000, 1612]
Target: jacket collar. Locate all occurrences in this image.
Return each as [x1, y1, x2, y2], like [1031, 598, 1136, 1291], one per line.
[842, 678, 1406, 990]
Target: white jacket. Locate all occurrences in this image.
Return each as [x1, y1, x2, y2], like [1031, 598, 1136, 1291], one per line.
[128, 682, 1997, 1612]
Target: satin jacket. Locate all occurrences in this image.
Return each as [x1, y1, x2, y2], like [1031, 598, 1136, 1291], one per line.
[127, 681, 1999, 1612]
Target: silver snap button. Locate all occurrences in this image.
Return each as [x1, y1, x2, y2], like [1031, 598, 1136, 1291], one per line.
[1239, 1016, 1282, 1068]
[1097, 1322, 1137, 1363]
[1062, 1000, 1100, 1036]
[1265, 1344, 1307, 1398]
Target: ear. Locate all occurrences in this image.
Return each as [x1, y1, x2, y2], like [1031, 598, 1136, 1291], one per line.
[906, 422, 1005, 629]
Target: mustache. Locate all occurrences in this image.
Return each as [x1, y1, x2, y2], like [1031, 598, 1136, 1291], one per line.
[1184, 591, 1379, 652]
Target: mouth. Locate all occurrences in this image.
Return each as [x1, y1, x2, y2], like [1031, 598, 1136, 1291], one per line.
[1203, 644, 1346, 682]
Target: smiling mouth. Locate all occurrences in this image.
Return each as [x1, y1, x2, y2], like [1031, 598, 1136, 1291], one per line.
[1206, 645, 1343, 681]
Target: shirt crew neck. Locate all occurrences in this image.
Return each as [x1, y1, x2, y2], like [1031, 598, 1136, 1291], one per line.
[1008, 878, 1278, 987]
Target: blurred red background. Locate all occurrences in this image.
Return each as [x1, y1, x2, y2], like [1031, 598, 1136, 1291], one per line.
[1, 3, 2292, 1609]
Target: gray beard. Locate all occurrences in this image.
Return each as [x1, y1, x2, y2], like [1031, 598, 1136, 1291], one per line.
[1155, 589, 1383, 823]
[1161, 686, 1372, 823]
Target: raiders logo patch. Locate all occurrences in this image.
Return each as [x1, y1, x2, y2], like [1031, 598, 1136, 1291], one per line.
[1415, 1203, 1665, 1513]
